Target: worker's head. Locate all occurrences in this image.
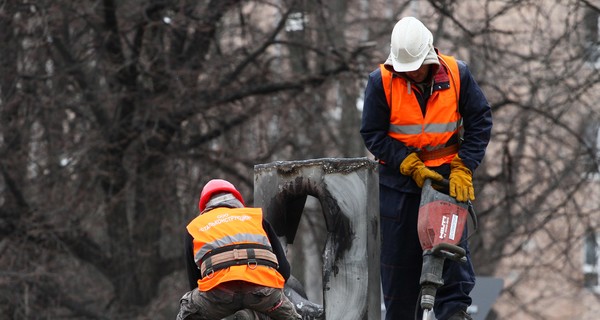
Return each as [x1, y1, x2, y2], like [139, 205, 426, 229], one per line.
[388, 17, 436, 73]
[198, 179, 245, 213]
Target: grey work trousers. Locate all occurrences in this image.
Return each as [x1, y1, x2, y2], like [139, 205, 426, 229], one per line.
[176, 281, 301, 320]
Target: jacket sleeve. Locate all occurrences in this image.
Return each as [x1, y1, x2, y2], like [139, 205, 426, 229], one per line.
[456, 61, 493, 172]
[263, 219, 291, 281]
[185, 232, 202, 291]
[360, 68, 413, 170]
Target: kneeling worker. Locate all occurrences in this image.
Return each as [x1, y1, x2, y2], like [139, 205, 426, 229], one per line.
[177, 179, 302, 320]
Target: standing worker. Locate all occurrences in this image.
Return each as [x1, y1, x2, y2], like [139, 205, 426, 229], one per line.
[360, 17, 493, 320]
[177, 179, 302, 320]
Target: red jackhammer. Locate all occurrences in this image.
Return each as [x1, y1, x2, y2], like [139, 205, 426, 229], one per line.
[417, 179, 477, 320]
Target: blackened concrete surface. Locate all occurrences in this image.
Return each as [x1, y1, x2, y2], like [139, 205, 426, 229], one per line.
[254, 158, 380, 320]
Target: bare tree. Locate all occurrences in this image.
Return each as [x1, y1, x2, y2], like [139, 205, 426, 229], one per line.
[0, 0, 368, 318]
[1, 0, 599, 319]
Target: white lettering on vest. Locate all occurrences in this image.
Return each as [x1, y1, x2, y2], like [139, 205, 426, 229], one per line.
[199, 213, 252, 232]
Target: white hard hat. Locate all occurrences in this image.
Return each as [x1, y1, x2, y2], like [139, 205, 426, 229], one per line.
[388, 17, 434, 72]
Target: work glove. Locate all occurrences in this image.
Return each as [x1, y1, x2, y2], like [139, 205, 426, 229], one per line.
[449, 155, 475, 202]
[400, 153, 443, 188]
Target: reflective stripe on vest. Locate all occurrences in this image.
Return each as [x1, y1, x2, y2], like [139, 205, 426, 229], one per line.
[186, 207, 285, 291]
[381, 54, 461, 167]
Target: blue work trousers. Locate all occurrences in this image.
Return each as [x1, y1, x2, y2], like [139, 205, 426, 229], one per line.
[380, 185, 475, 320]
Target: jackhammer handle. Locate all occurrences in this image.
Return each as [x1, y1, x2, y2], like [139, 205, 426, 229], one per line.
[423, 178, 450, 195]
[430, 178, 449, 189]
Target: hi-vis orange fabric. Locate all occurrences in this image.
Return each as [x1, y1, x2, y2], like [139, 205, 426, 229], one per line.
[186, 207, 285, 291]
[380, 54, 461, 167]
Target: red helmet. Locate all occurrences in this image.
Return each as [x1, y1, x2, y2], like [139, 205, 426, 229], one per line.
[198, 179, 245, 212]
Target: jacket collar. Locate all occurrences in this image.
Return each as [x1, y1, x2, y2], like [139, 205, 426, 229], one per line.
[431, 60, 450, 91]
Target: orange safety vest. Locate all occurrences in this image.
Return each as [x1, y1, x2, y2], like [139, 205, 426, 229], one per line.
[381, 54, 461, 167]
[186, 207, 285, 291]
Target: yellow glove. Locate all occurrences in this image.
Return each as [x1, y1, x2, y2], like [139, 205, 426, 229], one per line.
[400, 153, 443, 188]
[449, 155, 475, 202]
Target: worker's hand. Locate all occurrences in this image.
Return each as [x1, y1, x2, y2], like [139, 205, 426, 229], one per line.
[449, 155, 475, 202]
[400, 153, 443, 188]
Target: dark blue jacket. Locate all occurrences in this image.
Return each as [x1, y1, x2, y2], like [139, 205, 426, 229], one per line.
[360, 59, 492, 194]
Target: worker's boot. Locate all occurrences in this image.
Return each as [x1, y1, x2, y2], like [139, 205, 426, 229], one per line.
[448, 309, 473, 320]
[232, 309, 257, 320]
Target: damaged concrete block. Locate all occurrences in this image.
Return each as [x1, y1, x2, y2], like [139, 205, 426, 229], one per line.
[254, 158, 380, 320]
